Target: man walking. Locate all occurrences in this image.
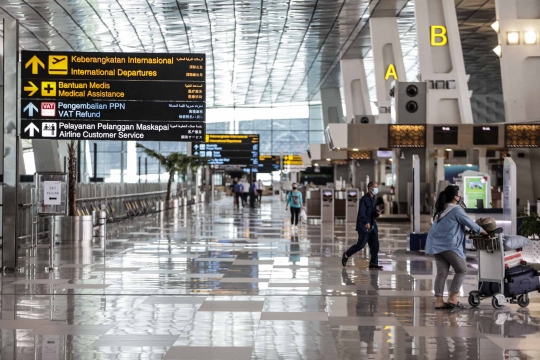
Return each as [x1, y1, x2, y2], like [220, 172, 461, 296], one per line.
[256, 179, 265, 203]
[342, 181, 383, 269]
[233, 181, 243, 209]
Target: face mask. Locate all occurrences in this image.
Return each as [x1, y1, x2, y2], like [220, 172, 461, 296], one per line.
[371, 188, 379, 195]
[292, 187, 297, 190]
[457, 196, 466, 208]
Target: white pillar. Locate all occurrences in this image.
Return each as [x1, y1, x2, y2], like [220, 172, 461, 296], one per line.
[414, 0, 474, 124]
[370, 17, 407, 124]
[320, 87, 344, 127]
[380, 159, 387, 185]
[478, 148, 488, 175]
[495, 0, 540, 122]
[340, 58, 371, 123]
[437, 150, 445, 184]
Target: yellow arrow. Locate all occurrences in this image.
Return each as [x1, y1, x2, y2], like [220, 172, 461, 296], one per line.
[25, 55, 45, 75]
[24, 81, 39, 97]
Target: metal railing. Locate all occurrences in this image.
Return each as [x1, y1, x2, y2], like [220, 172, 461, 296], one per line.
[16, 182, 200, 243]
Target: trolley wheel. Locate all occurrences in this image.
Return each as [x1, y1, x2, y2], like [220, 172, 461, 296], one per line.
[468, 293, 481, 307]
[492, 296, 504, 309]
[518, 294, 530, 308]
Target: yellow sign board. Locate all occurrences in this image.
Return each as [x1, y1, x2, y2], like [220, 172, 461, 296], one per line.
[283, 155, 303, 166]
[384, 64, 398, 80]
[41, 82, 57, 97]
[430, 26, 448, 46]
[48, 55, 68, 75]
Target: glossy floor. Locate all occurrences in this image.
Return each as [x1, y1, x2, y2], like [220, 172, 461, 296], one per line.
[1, 196, 540, 359]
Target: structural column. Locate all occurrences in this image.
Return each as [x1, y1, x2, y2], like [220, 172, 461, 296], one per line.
[1, 19, 19, 270]
[340, 59, 371, 123]
[436, 149, 445, 184]
[495, 0, 540, 122]
[320, 87, 344, 127]
[370, 17, 407, 124]
[414, 0, 474, 124]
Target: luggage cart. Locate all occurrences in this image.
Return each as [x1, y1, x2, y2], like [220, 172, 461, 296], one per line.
[468, 232, 531, 309]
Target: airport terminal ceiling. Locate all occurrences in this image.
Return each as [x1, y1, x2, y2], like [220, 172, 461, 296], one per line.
[1, 0, 501, 109]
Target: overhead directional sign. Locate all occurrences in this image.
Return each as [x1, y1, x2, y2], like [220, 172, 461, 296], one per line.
[20, 100, 205, 121]
[22, 120, 204, 141]
[21, 51, 205, 81]
[258, 155, 281, 173]
[21, 51, 206, 141]
[193, 134, 259, 166]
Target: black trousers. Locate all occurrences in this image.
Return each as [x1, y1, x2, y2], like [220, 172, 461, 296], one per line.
[249, 192, 256, 207]
[345, 231, 380, 266]
[290, 207, 300, 225]
[235, 193, 243, 208]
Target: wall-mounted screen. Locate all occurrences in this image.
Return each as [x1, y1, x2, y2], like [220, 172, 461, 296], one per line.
[473, 126, 499, 146]
[433, 126, 458, 145]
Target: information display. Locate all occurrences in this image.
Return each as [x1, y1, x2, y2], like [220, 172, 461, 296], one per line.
[21, 51, 205, 141]
[192, 134, 259, 166]
[463, 176, 489, 209]
[433, 126, 458, 145]
[473, 126, 498, 146]
[258, 155, 280, 173]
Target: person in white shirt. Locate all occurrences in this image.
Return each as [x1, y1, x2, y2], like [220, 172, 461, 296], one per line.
[242, 179, 250, 206]
[256, 180, 265, 202]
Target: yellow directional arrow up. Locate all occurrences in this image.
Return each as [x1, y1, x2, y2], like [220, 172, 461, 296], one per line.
[24, 81, 39, 97]
[25, 55, 45, 75]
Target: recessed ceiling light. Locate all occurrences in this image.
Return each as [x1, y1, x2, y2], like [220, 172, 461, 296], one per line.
[524, 31, 537, 45]
[507, 31, 520, 45]
[326, 158, 331, 161]
[446, 148, 452, 151]
[352, 148, 358, 151]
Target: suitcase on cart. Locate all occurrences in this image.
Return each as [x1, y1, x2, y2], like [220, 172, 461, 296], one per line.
[504, 265, 540, 298]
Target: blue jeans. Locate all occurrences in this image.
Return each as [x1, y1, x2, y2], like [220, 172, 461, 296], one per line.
[345, 231, 379, 266]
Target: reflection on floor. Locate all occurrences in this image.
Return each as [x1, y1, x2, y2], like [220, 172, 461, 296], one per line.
[1, 196, 540, 359]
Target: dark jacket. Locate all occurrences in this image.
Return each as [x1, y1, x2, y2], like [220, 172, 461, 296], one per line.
[356, 193, 379, 233]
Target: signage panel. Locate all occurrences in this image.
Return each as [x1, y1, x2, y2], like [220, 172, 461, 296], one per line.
[21, 100, 205, 122]
[21, 79, 204, 102]
[20, 50, 206, 142]
[193, 134, 259, 166]
[21, 51, 205, 82]
[22, 120, 204, 141]
[258, 155, 280, 173]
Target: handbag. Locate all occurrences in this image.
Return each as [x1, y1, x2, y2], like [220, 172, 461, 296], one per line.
[300, 208, 307, 222]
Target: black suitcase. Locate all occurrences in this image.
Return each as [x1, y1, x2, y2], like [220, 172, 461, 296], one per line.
[504, 265, 540, 297]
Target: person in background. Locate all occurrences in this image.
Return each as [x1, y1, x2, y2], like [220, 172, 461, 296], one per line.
[426, 185, 487, 310]
[342, 182, 383, 270]
[242, 179, 250, 207]
[249, 180, 257, 208]
[257, 179, 265, 203]
[233, 180, 243, 209]
[232, 178, 238, 207]
[286, 183, 303, 231]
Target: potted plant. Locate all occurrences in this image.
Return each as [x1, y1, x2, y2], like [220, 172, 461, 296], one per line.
[136, 143, 205, 209]
[56, 140, 94, 244]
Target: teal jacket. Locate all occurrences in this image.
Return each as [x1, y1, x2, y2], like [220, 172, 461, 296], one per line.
[287, 191, 303, 208]
[426, 204, 483, 259]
